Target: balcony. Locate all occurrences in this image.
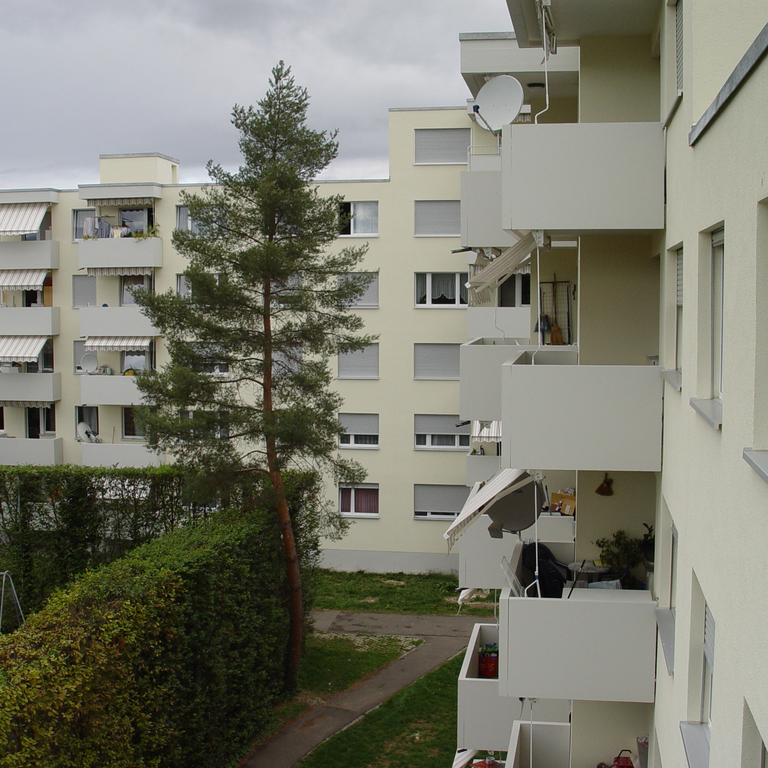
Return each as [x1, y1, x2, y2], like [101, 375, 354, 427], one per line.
[0, 240, 59, 270]
[80, 442, 160, 468]
[466, 307, 530, 340]
[0, 372, 60, 403]
[500, 351, 662, 471]
[78, 237, 162, 271]
[500, 122, 664, 232]
[80, 374, 143, 406]
[507, 720, 570, 768]
[0, 437, 63, 465]
[466, 452, 502, 486]
[0, 307, 59, 336]
[79, 306, 157, 338]
[461, 156, 518, 249]
[460, 341, 576, 422]
[498, 587, 656, 702]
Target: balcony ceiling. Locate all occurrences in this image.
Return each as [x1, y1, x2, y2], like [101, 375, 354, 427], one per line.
[506, 0, 659, 49]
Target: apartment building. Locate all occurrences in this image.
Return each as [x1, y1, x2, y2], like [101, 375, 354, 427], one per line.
[450, 1, 768, 766]
[0, 106, 494, 573]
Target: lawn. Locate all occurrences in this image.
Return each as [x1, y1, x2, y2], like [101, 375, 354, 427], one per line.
[313, 569, 497, 617]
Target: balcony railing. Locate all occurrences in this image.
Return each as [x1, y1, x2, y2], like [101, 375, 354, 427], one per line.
[79, 306, 157, 338]
[0, 437, 63, 465]
[0, 307, 59, 336]
[79, 374, 144, 406]
[78, 237, 162, 271]
[0, 372, 60, 403]
[0, 240, 59, 270]
[80, 442, 160, 468]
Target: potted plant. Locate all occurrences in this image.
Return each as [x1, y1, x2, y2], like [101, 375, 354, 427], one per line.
[594, 529, 644, 587]
[478, 642, 498, 679]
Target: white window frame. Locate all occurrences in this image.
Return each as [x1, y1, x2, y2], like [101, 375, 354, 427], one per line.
[339, 413, 379, 450]
[72, 209, 96, 241]
[414, 273, 468, 308]
[121, 344, 154, 374]
[413, 484, 470, 520]
[176, 205, 199, 234]
[122, 406, 146, 441]
[414, 414, 470, 451]
[339, 201, 379, 237]
[120, 274, 153, 307]
[339, 484, 379, 518]
[72, 274, 97, 308]
[177, 274, 191, 298]
[675, 247, 684, 372]
[414, 128, 471, 165]
[415, 433, 470, 450]
[414, 200, 461, 237]
[75, 405, 99, 438]
[27, 404, 56, 437]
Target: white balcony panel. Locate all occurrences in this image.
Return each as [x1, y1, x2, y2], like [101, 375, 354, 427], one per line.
[461, 170, 518, 249]
[466, 307, 530, 340]
[460, 341, 576, 422]
[0, 373, 60, 403]
[80, 442, 160, 468]
[78, 237, 163, 270]
[458, 623, 569, 752]
[0, 241, 59, 270]
[0, 307, 59, 336]
[80, 375, 144, 406]
[507, 721, 570, 768]
[501, 122, 664, 231]
[499, 588, 656, 702]
[0, 437, 63, 465]
[466, 453, 502, 486]
[501, 360, 662, 471]
[79, 306, 157, 338]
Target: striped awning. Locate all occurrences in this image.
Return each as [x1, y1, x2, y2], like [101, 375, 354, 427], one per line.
[468, 231, 537, 298]
[0, 269, 48, 291]
[472, 420, 502, 442]
[86, 266, 154, 277]
[0, 336, 49, 363]
[86, 197, 154, 207]
[84, 336, 152, 351]
[0, 203, 49, 236]
[0, 401, 53, 409]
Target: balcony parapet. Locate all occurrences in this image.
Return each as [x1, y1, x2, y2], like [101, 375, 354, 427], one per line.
[0, 240, 59, 270]
[0, 372, 60, 403]
[0, 437, 62, 465]
[79, 306, 157, 338]
[0, 307, 59, 337]
[80, 374, 144, 406]
[80, 442, 160, 468]
[78, 237, 162, 271]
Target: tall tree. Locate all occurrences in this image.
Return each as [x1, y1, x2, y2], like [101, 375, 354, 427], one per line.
[134, 62, 375, 688]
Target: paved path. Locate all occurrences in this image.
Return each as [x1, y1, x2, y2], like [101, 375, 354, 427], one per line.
[239, 610, 480, 768]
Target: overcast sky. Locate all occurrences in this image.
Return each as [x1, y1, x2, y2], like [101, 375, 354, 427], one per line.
[0, 0, 513, 190]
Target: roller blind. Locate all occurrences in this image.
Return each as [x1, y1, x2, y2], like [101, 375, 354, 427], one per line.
[414, 201, 460, 236]
[414, 128, 471, 164]
[342, 272, 379, 307]
[676, 248, 684, 306]
[414, 414, 467, 434]
[414, 484, 470, 514]
[338, 344, 379, 379]
[73, 275, 97, 308]
[339, 413, 379, 434]
[414, 343, 460, 379]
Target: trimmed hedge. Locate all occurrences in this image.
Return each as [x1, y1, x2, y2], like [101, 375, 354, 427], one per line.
[0, 508, 290, 768]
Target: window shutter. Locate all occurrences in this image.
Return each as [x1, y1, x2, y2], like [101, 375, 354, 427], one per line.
[676, 249, 684, 306]
[711, 229, 724, 248]
[338, 344, 379, 379]
[339, 413, 379, 434]
[414, 414, 468, 435]
[414, 344, 460, 379]
[355, 273, 379, 307]
[414, 128, 471, 164]
[675, 0, 684, 92]
[414, 484, 470, 514]
[73, 275, 96, 308]
[73, 340, 85, 371]
[703, 603, 715, 668]
[414, 201, 461, 236]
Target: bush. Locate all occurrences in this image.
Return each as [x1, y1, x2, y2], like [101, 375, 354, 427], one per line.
[0, 508, 291, 768]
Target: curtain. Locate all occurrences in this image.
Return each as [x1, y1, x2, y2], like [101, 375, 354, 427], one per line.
[415, 273, 427, 304]
[355, 488, 379, 515]
[431, 273, 456, 304]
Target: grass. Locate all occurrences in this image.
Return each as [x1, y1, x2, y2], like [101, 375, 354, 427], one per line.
[296, 653, 465, 768]
[314, 569, 497, 617]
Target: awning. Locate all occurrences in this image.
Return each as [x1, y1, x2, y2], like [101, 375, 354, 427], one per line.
[87, 266, 154, 277]
[0, 336, 49, 363]
[84, 336, 152, 352]
[471, 420, 502, 442]
[86, 197, 154, 207]
[444, 468, 534, 550]
[0, 401, 53, 408]
[0, 203, 48, 236]
[468, 231, 537, 295]
[0, 269, 48, 291]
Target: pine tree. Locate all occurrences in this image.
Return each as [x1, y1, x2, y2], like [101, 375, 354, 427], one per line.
[134, 62, 375, 688]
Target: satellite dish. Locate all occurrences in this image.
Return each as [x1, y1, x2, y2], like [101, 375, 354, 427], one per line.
[474, 75, 525, 133]
[77, 422, 100, 443]
[80, 352, 98, 374]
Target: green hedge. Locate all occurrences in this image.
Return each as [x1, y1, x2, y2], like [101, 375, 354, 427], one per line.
[0, 509, 291, 768]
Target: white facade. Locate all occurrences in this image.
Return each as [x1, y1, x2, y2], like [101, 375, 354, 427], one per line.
[452, 2, 768, 767]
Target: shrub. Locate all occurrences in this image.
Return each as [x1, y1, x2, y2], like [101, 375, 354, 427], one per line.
[0, 508, 290, 768]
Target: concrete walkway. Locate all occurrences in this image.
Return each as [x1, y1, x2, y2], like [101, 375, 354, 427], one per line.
[239, 610, 480, 768]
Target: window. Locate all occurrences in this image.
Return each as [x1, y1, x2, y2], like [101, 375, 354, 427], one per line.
[414, 201, 460, 236]
[121, 274, 152, 306]
[414, 484, 470, 520]
[120, 208, 152, 235]
[415, 273, 468, 307]
[26, 405, 55, 438]
[711, 230, 724, 398]
[26, 339, 54, 373]
[122, 344, 154, 373]
[339, 201, 378, 236]
[180, 409, 229, 439]
[176, 205, 199, 234]
[339, 413, 379, 448]
[76, 406, 99, 437]
[670, 523, 679, 615]
[177, 274, 191, 298]
[340, 272, 379, 308]
[339, 484, 379, 517]
[338, 344, 379, 379]
[414, 414, 470, 450]
[73, 340, 86, 373]
[499, 273, 531, 307]
[414, 128, 471, 164]
[414, 343, 460, 380]
[73, 209, 96, 240]
[122, 407, 145, 439]
[701, 603, 715, 727]
[675, 248, 684, 371]
[73, 275, 97, 308]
